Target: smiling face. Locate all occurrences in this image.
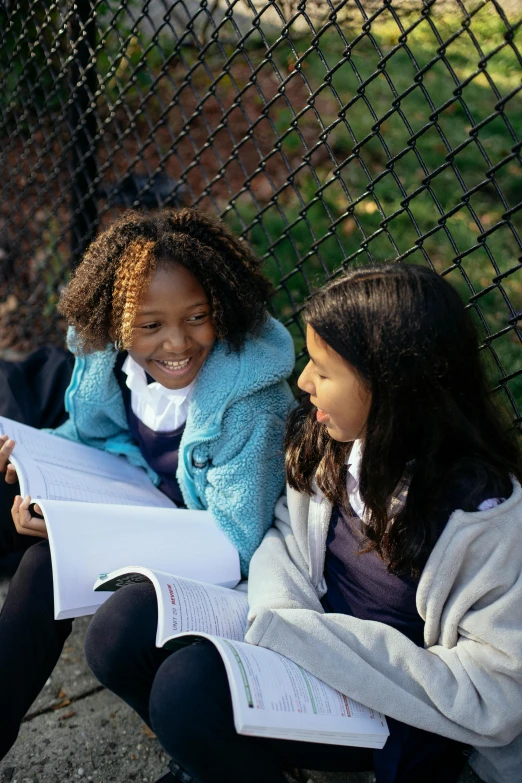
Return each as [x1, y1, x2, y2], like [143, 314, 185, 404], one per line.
[127, 263, 216, 389]
[298, 325, 371, 442]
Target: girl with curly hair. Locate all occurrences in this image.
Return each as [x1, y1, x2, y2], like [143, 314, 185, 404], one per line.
[0, 207, 294, 762]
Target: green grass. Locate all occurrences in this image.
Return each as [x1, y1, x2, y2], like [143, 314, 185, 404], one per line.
[220, 12, 522, 417]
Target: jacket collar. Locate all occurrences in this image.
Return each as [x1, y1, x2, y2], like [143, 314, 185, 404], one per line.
[186, 315, 294, 438]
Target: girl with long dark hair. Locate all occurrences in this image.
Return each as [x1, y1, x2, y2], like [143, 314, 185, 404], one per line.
[85, 263, 522, 783]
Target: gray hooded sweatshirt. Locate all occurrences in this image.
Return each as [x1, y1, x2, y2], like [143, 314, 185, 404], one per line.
[246, 480, 522, 783]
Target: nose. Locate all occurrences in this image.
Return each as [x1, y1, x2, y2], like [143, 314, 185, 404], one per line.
[297, 361, 315, 395]
[162, 326, 190, 354]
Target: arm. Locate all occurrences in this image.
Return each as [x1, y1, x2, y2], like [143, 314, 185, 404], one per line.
[0, 437, 47, 539]
[203, 404, 287, 576]
[247, 492, 325, 614]
[246, 540, 522, 748]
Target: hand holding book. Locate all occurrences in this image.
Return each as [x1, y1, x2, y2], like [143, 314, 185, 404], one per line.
[0, 416, 241, 619]
[11, 493, 47, 539]
[0, 431, 47, 537]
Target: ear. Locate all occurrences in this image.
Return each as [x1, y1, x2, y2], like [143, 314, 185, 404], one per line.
[108, 326, 122, 352]
[108, 323, 119, 342]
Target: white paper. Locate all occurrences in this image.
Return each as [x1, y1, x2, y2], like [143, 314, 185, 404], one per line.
[173, 634, 388, 748]
[94, 568, 249, 647]
[41, 500, 240, 619]
[0, 416, 173, 508]
[154, 572, 249, 646]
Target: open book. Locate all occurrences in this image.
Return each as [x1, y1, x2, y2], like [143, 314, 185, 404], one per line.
[94, 568, 389, 749]
[1, 416, 240, 619]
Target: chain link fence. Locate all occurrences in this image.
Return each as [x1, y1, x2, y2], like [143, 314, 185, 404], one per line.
[0, 0, 521, 432]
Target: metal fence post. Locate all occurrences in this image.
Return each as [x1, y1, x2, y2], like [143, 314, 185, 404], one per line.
[69, 0, 98, 268]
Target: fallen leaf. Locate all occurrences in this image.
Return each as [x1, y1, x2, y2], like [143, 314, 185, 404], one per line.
[59, 710, 77, 720]
[52, 698, 71, 710]
[141, 725, 157, 739]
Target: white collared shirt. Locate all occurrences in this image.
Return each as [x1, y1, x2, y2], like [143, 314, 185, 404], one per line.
[346, 439, 501, 519]
[345, 439, 366, 519]
[122, 355, 194, 432]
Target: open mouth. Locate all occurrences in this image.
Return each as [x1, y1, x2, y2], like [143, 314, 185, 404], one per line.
[316, 408, 330, 424]
[152, 356, 193, 374]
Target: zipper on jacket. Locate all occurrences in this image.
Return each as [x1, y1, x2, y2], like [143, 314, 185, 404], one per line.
[64, 356, 85, 416]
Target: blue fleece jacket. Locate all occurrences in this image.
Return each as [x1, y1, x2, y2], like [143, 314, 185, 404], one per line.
[51, 316, 295, 574]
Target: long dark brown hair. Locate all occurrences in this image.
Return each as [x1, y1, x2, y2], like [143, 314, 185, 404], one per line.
[286, 264, 521, 576]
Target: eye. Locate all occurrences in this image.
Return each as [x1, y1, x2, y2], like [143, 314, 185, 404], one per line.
[187, 312, 210, 323]
[136, 322, 160, 331]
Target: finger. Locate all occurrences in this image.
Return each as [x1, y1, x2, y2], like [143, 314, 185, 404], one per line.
[13, 521, 46, 538]
[19, 494, 40, 525]
[21, 496, 46, 531]
[0, 437, 15, 458]
[11, 494, 22, 515]
[5, 464, 18, 485]
[24, 515, 47, 536]
[12, 495, 47, 538]
[0, 438, 15, 471]
[15, 494, 33, 526]
[12, 494, 30, 528]
[11, 494, 23, 530]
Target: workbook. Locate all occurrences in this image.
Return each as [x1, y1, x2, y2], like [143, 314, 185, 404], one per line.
[94, 568, 389, 749]
[0, 416, 240, 619]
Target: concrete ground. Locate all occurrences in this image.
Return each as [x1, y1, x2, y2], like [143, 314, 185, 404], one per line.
[0, 578, 169, 783]
[0, 577, 482, 783]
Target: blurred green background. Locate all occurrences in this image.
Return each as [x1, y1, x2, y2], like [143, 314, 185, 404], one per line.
[1, 1, 520, 424]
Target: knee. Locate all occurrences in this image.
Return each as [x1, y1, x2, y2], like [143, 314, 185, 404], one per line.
[85, 582, 157, 688]
[150, 643, 230, 752]
[17, 539, 52, 579]
[8, 540, 53, 603]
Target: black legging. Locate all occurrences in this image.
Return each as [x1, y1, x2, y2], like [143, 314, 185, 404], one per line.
[0, 345, 74, 758]
[84, 584, 467, 783]
[0, 539, 73, 758]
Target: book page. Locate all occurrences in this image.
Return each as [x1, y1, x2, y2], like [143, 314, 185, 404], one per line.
[42, 500, 241, 619]
[172, 634, 388, 748]
[0, 417, 149, 478]
[1, 416, 173, 508]
[153, 572, 249, 646]
[94, 568, 249, 646]
[16, 462, 174, 506]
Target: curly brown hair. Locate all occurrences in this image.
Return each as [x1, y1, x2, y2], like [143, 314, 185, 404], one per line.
[59, 208, 273, 353]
